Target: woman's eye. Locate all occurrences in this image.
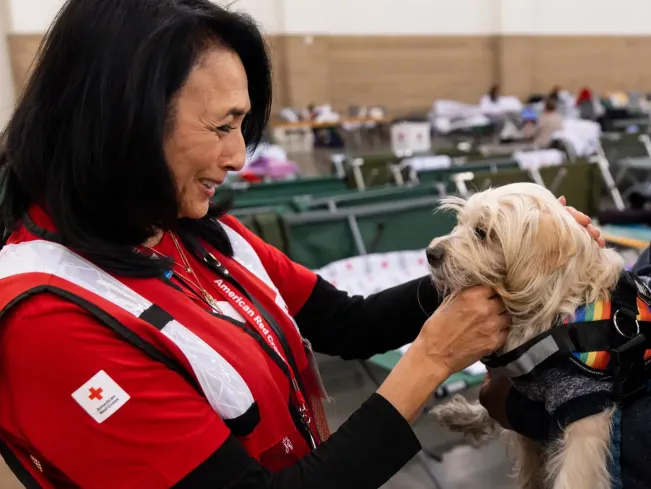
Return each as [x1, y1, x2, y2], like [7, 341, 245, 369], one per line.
[475, 227, 487, 240]
[215, 124, 235, 134]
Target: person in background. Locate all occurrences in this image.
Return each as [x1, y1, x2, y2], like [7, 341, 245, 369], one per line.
[305, 103, 317, 120]
[576, 87, 598, 121]
[480, 84, 507, 141]
[520, 106, 539, 141]
[548, 85, 561, 102]
[480, 84, 503, 116]
[548, 85, 577, 115]
[533, 97, 564, 148]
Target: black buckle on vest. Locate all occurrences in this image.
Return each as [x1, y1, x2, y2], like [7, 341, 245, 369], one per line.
[612, 333, 647, 405]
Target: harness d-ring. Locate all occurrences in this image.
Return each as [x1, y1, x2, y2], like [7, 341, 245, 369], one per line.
[613, 309, 640, 339]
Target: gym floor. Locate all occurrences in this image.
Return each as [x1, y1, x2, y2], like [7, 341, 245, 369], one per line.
[320, 355, 515, 489]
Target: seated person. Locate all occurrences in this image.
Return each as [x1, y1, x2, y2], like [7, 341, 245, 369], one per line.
[480, 84, 504, 116]
[531, 98, 564, 148]
[520, 107, 539, 140]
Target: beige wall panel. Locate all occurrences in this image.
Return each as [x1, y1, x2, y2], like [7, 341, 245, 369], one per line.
[7, 34, 42, 96]
[9, 34, 651, 114]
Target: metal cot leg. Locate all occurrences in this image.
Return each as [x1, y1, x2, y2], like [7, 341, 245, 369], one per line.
[347, 215, 367, 256]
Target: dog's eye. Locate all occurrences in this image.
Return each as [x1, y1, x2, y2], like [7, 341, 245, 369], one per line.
[475, 227, 487, 240]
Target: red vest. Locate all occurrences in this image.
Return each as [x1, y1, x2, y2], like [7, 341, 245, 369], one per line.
[0, 229, 328, 487]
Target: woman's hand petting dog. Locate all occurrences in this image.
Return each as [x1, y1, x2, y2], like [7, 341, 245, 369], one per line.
[377, 286, 510, 424]
[412, 285, 511, 375]
[559, 195, 606, 247]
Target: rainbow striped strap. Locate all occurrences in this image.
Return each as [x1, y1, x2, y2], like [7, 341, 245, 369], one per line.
[570, 296, 651, 371]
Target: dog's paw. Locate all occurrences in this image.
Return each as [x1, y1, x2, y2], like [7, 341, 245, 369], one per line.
[430, 395, 499, 444]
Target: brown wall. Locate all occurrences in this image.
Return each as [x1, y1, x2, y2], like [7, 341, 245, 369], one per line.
[498, 36, 651, 100]
[7, 34, 42, 96]
[8, 33, 651, 115]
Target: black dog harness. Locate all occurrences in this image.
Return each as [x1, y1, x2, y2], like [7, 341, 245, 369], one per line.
[483, 272, 651, 425]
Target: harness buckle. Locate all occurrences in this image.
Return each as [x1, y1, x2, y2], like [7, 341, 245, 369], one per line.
[613, 309, 640, 339]
[612, 333, 647, 405]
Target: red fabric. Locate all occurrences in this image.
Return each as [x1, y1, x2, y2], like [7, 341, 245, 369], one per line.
[220, 215, 317, 317]
[576, 87, 593, 105]
[0, 207, 322, 488]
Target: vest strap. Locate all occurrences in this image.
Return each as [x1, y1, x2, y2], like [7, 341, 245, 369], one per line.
[139, 304, 174, 330]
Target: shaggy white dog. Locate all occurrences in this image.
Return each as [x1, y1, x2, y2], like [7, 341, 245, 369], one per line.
[429, 182, 624, 489]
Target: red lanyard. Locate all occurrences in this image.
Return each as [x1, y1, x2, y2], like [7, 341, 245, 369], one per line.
[204, 258, 313, 426]
[141, 237, 318, 448]
[214, 277, 288, 365]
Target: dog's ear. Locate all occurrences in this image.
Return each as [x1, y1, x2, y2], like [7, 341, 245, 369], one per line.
[535, 213, 577, 272]
[501, 212, 577, 297]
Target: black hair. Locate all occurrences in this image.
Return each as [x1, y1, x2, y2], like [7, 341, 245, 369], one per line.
[0, 0, 272, 276]
[544, 97, 558, 113]
[488, 84, 500, 102]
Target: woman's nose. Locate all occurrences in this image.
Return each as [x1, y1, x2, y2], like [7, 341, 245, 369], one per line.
[220, 131, 247, 172]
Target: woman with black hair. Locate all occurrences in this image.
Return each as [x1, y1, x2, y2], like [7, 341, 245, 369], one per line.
[0, 1, 597, 488]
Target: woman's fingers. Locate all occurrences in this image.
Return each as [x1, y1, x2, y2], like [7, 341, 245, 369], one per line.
[416, 286, 512, 373]
[566, 205, 592, 226]
[586, 224, 606, 247]
[559, 197, 605, 248]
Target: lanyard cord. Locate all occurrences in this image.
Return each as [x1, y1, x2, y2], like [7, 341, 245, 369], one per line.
[178, 231, 319, 448]
[163, 271, 318, 448]
[19, 213, 319, 448]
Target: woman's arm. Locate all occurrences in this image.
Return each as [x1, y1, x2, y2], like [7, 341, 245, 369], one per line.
[175, 393, 424, 489]
[5, 285, 507, 489]
[223, 214, 440, 360]
[4, 298, 424, 489]
[180, 285, 509, 488]
[295, 275, 440, 359]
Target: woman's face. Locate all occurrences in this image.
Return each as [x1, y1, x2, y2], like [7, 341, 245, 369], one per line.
[165, 47, 250, 219]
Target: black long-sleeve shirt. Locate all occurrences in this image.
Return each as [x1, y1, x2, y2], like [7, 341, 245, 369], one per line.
[174, 276, 442, 489]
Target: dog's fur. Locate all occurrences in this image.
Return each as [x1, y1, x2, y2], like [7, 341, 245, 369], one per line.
[429, 183, 624, 489]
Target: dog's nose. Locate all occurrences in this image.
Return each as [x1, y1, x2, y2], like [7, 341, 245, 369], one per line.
[426, 246, 445, 267]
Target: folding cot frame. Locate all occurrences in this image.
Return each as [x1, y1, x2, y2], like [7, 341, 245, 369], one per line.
[282, 195, 444, 258]
[339, 152, 573, 202]
[457, 133, 651, 211]
[561, 132, 651, 211]
[284, 198, 487, 488]
[337, 145, 627, 213]
[604, 133, 651, 206]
